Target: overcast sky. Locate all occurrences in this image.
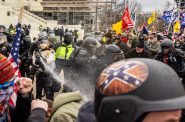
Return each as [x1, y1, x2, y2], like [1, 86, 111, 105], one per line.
[130, 0, 175, 12]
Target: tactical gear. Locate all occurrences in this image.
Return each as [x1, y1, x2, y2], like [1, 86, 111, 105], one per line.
[83, 33, 94, 40]
[105, 44, 122, 54]
[55, 44, 74, 60]
[38, 31, 48, 39]
[0, 25, 6, 32]
[22, 36, 31, 48]
[64, 32, 73, 45]
[83, 37, 97, 48]
[0, 33, 7, 44]
[39, 39, 51, 50]
[0, 34, 11, 57]
[95, 58, 185, 122]
[105, 44, 124, 62]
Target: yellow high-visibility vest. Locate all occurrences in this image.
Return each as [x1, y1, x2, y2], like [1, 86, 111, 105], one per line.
[10, 29, 16, 35]
[55, 44, 74, 60]
[102, 37, 106, 43]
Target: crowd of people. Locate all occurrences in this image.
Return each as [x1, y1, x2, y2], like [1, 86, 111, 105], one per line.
[1, 23, 185, 122]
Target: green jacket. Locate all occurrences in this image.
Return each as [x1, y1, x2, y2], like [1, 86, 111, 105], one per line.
[49, 91, 83, 122]
[129, 36, 139, 48]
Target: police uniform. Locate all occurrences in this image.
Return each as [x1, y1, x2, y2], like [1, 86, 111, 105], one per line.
[29, 39, 55, 100]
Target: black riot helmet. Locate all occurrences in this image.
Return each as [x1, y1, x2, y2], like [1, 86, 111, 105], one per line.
[95, 58, 185, 122]
[38, 39, 51, 49]
[104, 44, 124, 62]
[22, 25, 30, 36]
[83, 37, 97, 49]
[64, 32, 73, 45]
[161, 39, 173, 49]
[23, 35, 31, 48]
[105, 44, 122, 54]
[0, 25, 6, 32]
[83, 33, 94, 40]
[83, 37, 97, 55]
[38, 31, 48, 41]
[0, 33, 7, 45]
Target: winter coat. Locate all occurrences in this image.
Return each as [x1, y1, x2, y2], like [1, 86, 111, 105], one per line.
[27, 108, 46, 122]
[129, 36, 138, 49]
[77, 101, 96, 122]
[125, 48, 151, 59]
[147, 42, 161, 58]
[117, 41, 129, 54]
[10, 92, 33, 122]
[154, 50, 185, 77]
[95, 44, 107, 58]
[49, 91, 83, 122]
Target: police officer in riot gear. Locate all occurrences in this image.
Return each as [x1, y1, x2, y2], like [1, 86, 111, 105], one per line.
[55, 32, 75, 72]
[95, 44, 125, 79]
[48, 30, 57, 45]
[19, 35, 32, 77]
[0, 33, 12, 57]
[73, 37, 97, 73]
[30, 38, 55, 100]
[0, 25, 13, 44]
[18, 24, 32, 77]
[22, 24, 30, 37]
[83, 33, 94, 40]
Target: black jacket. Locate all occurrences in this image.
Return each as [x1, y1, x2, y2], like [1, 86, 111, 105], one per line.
[10, 92, 33, 122]
[27, 108, 46, 122]
[154, 50, 185, 77]
[11, 92, 47, 122]
[125, 48, 151, 59]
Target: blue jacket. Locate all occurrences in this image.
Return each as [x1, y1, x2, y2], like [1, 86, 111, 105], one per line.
[77, 101, 96, 122]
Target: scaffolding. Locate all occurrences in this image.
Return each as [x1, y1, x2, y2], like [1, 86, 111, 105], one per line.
[29, 0, 116, 31]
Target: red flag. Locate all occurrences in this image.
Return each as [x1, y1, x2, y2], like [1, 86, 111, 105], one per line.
[122, 6, 134, 31]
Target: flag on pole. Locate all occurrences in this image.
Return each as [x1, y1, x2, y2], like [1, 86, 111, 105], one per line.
[161, 11, 173, 23]
[180, 12, 185, 28]
[141, 26, 149, 35]
[122, 6, 134, 31]
[112, 20, 122, 34]
[147, 11, 156, 25]
[8, 23, 22, 106]
[174, 21, 181, 33]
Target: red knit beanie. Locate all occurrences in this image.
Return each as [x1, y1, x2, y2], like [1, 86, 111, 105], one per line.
[0, 53, 15, 84]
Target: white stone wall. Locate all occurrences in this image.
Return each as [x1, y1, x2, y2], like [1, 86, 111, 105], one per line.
[29, 1, 43, 11]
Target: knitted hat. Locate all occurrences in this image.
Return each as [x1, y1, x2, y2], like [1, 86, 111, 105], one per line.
[0, 53, 15, 84]
[136, 42, 145, 48]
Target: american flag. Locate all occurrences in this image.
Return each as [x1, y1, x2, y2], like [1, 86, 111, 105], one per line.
[8, 23, 22, 106]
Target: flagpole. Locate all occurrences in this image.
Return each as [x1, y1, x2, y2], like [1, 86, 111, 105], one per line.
[167, 0, 180, 33]
[134, 8, 138, 35]
[18, 0, 24, 24]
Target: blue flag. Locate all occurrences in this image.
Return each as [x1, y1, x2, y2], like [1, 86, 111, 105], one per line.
[161, 11, 173, 23]
[180, 12, 185, 27]
[141, 26, 149, 35]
